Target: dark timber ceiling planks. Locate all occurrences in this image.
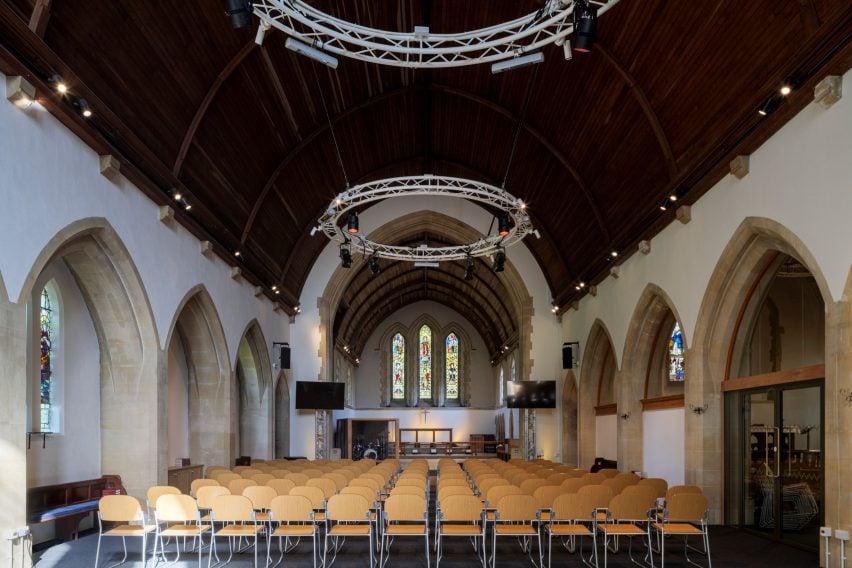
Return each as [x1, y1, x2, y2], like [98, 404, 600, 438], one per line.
[0, 0, 850, 361]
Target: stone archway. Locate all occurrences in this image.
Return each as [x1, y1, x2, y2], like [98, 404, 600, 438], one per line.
[12, 218, 160, 499]
[165, 286, 232, 469]
[691, 217, 834, 525]
[578, 320, 618, 469]
[561, 369, 578, 466]
[235, 321, 273, 459]
[274, 370, 290, 458]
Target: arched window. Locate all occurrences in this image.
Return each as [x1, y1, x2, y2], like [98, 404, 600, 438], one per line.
[668, 322, 685, 382]
[418, 325, 432, 400]
[39, 286, 57, 432]
[391, 333, 405, 400]
[498, 367, 505, 405]
[445, 333, 459, 401]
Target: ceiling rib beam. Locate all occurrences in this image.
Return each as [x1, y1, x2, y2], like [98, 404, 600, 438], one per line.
[28, 0, 51, 38]
[173, 41, 256, 177]
[259, 45, 303, 141]
[596, 43, 678, 182]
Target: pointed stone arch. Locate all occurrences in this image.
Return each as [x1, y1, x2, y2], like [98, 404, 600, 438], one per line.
[274, 369, 291, 458]
[16, 217, 160, 497]
[691, 216, 833, 524]
[619, 283, 685, 472]
[578, 320, 618, 469]
[561, 369, 579, 466]
[440, 321, 473, 407]
[409, 313, 442, 406]
[165, 285, 233, 469]
[235, 320, 273, 459]
[378, 322, 409, 407]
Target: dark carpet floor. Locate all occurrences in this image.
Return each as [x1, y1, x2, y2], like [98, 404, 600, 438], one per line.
[35, 524, 817, 567]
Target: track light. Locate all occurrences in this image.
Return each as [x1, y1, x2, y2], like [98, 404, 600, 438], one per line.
[183, 201, 192, 211]
[347, 211, 359, 235]
[492, 248, 506, 273]
[225, 0, 253, 29]
[234, 250, 241, 257]
[340, 243, 352, 268]
[659, 199, 668, 212]
[76, 98, 92, 118]
[367, 255, 380, 275]
[669, 194, 678, 202]
[610, 250, 618, 258]
[49, 75, 67, 94]
[498, 214, 511, 236]
[758, 96, 780, 116]
[464, 254, 475, 281]
[491, 51, 544, 74]
[285, 38, 339, 69]
[573, 0, 598, 53]
[173, 191, 182, 201]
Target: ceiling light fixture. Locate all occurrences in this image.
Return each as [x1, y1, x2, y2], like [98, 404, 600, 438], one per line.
[173, 191, 182, 201]
[463, 254, 475, 281]
[610, 250, 618, 258]
[76, 98, 92, 118]
[285, 37, 339, 69]
[184, 201, 192, 211]
[367, 255, 380, 275]
[659, 199, 668, 211]
[491, 51, 544, 74]
[5, 76, 36, 109]
[492, 248, 506, 273]
[340, 243, 352, 268]
[573, 0, 598, 53]
[758, 96, 780, 116]
[780, 84, 792, 96]
[49, 75, 68, 94]
[498, 213, 511, 236]
[225, 0, 253, 29]
[234, 250, 241, 257]
[347, 211, 359, 235]
[669, 194, 678, 202]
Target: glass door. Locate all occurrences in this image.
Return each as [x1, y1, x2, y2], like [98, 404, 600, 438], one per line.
[726, 380, 823, 549]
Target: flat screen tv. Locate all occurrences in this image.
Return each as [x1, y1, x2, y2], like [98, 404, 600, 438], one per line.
[295, 381, 345, 410]
[506, 380, 556, 408]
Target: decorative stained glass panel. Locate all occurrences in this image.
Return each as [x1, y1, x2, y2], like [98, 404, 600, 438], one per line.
[419, 325, 432, 399]
[668, 323, 685, 382]
[445, 333, 459, 400]
[39, 288, 55, 431]
[392, 333, 405, 400]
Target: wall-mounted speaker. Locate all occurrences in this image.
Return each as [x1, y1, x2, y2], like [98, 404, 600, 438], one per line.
[562, 343, 574, 369]
[279, 343, 291, 369]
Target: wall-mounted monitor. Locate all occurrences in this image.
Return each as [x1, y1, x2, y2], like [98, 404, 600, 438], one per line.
[506, 380, 556, 408]
[295, 381, 345, 410]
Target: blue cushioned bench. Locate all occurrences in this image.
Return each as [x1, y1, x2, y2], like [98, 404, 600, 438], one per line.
[27, 475, 126, 541]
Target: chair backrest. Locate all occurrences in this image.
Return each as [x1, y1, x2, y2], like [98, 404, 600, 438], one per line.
[147, 485, 181, 508]
[306, 477, 337, 499]
[340, 486, 377, 505]
[551, 493, 598, 522]
[243, 485, 277, 510]
[211, 494, 255, 522]
[441, 494, 484, 523]
[495, 494, 538, 522]
[438, 485, 473, 502]
[533, 485, 566, 509]
[620, 484, 658, 508]
[212, 472, 241, 485]
[301, 468, 325, 478]
[665, 493, 709, 522]
[438, 477, 468, 489]
[269, 469, 290, 479]
[390, 485, 425, 498]
[252, 473, 275, 486]
[395, 477, 426, 489]
[228, 478, 257, 495]
[599, 468, 619, 479]
[547, 473, 572, 485]
[190, 478, 220, 496]
[578, 484, 614, 509]
[384, 494, 427, 522]
[486, 485, 523, 506]
[350, 477, 381, 493]
[196, 486, 231, 509]
[156, 494, 200, 523]
[323, 472, 349, 491]
[666, 485, 702, 501]
[239, 468, 263, 479]
[637, 478, 668, 498]
[284, 473, 310, 486]
[609, 493, 652, 522]
[99, 495, 143, 523]
[478, 477, 509, 496]
[267, 478, 296, 496]
[326, 494, 370, 522]
[290, 485, 326, 509]
[561, 478, 589, 494]
[269, 495, 314, 523]
[614, 472, 641, 485]
[519, 478, 551, 495]
[581, 472, 606, 484]
[601, 478, 630, 495]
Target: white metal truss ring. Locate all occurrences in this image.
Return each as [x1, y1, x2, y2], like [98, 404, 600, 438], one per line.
[313, 175, 538, 262]
[253, 0, 620, 69]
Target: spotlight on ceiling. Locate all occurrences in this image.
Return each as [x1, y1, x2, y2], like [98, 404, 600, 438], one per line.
[659, 199, 668, 212]
[758, 96, 780, 117]
[367, 255, 380, 275]
[225, 0, 253, 29]
[340, 243, 352, 268]
[498, 214, 511, 236]
[464, 254, 475, 281]
[492, 248, 506, 273]
[573, 0, 598, 53]
[77, 98, 92, 118]
[285, 38, 339, 69]
[491, 51, 544, 74]
[49, 75, 68, 94]
[347, 211, 359, 235]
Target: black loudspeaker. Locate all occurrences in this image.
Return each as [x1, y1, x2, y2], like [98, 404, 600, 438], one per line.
[562, 343, 573, 369]
[280, 344, 291, 369]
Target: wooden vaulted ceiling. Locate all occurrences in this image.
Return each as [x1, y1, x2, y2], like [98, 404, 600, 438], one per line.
[0, 1, 850, 361]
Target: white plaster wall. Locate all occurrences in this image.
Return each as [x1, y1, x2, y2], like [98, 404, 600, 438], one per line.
[354, 300, 493, 408]
[595, 415, 617, 461]
[27, 259, 100, 487]
[643, 408, 685, 485]
[166, 338, 190, 465]
[0, 70, 290, 369]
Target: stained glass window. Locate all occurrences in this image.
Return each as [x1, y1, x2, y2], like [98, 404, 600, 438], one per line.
[499, 367, 505, 403]
[419, 325, 432, 400]
[668, 322, 685, 382]
[445, 333, 459, 400]
[39, 288, 55, 431]
[392, 333, 405, 400]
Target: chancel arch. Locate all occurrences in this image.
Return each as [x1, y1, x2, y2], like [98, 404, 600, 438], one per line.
[165, 286, 233, 469]
[235, 321, 273, 459]
[274, 370, 290, 458]
[578, 320, 618, 469]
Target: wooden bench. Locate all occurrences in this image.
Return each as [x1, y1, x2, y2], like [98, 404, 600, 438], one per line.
[27, 475, 126, 541]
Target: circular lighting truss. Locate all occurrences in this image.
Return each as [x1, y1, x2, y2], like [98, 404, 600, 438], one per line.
[313, 175, 539, 263]
[252, 0, 620, 69]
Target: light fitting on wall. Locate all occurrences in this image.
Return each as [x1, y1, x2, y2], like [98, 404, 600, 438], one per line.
[619, 411, 631, 421]
[6, 76, 36, 109]
[689, 403, 709, 415]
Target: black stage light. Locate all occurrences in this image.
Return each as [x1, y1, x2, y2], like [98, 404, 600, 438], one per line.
[498, 214, 511, 236]
[225, 0, 253, 29]
[340, 245, 352, 268]
[464, 255, 475, 281]
[573, 0, 598, 53]
[493, 248, 506, 273]
[347, 211, 359, 235]
[368, 255, 381, 275]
